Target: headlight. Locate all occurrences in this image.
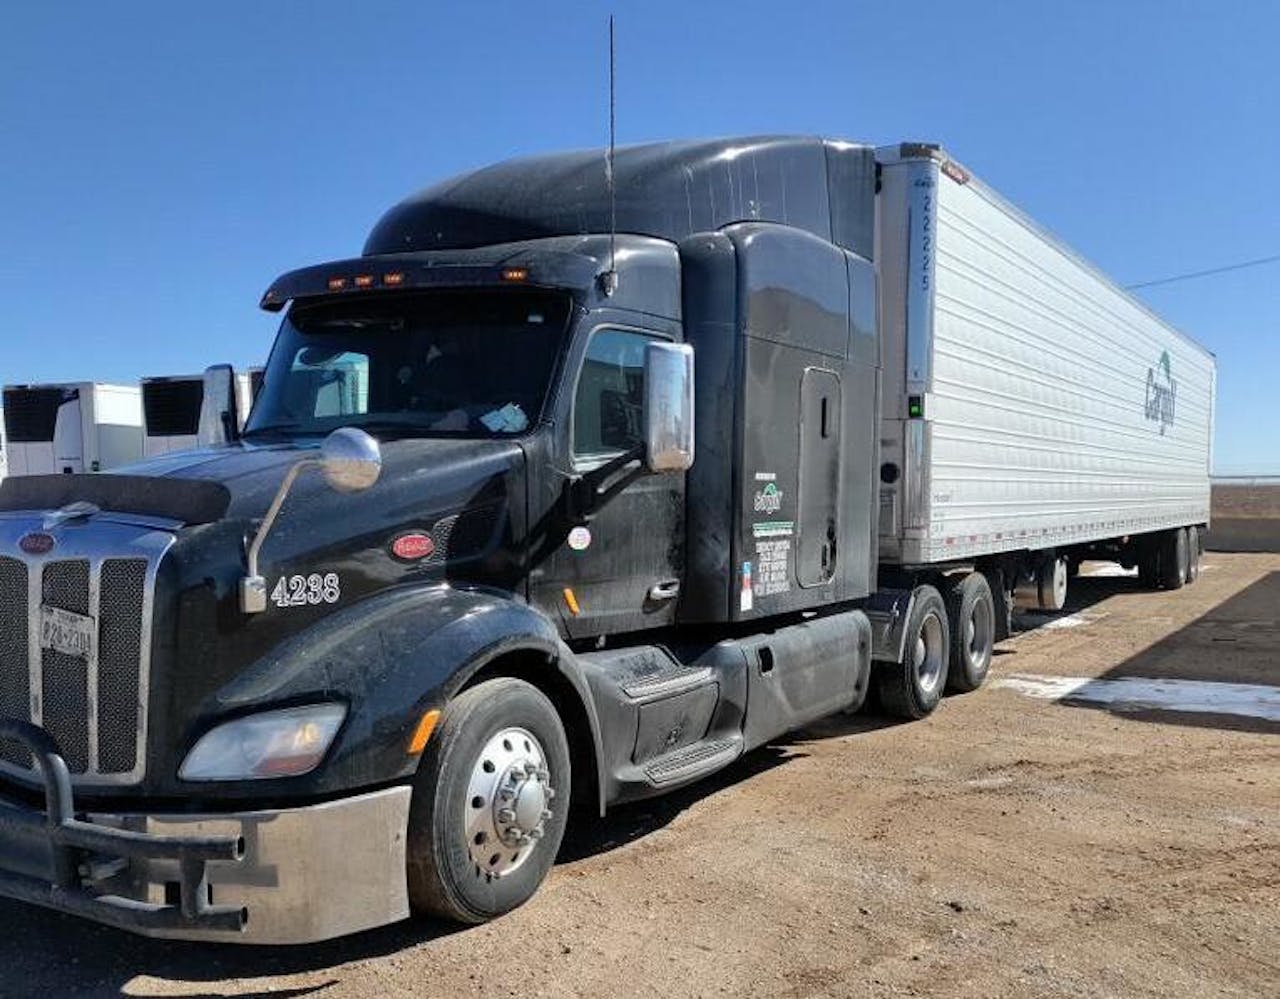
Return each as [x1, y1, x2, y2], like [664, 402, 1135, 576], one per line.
[179, 704, 347, 781]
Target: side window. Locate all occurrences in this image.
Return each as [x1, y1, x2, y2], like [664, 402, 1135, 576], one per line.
[573, 329, 652, 460]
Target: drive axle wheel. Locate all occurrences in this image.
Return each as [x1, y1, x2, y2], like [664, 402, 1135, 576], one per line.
[407, 677, 570, 924]
[946, 572, 994, 693]
[876, 584, 950, 720]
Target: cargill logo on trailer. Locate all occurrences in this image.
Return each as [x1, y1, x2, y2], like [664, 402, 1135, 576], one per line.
[1144, 351, 1177, 435]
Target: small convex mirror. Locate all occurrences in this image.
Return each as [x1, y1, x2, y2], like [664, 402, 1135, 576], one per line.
[320, 426, 382, 492]
[643, 342, 695, 473]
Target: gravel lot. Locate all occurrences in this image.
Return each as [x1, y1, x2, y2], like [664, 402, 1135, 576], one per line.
[2, 553, 1277, 998]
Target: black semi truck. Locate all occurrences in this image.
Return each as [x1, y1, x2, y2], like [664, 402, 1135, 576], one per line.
[0, 136, 1211, 943]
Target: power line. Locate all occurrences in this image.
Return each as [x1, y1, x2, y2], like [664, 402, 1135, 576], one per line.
[1126, 253, 1280, 290]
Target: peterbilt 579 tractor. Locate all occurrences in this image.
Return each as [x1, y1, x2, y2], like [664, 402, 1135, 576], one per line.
[0, 136, 1213, 943]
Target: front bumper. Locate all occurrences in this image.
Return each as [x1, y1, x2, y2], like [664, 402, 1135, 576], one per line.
[0, 720, 412, 944]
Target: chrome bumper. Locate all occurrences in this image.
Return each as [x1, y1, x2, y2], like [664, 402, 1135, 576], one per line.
[0, 720, 412, 945]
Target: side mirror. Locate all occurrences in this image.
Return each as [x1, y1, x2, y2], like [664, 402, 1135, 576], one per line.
[200, 364, 239, 445]
[320, 426, 382, 492]
[643, 342, 695, 473]
[239, 427, 382, 613]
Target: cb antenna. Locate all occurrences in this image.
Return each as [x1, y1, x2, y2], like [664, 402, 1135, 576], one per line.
[601, 14, 619, 296]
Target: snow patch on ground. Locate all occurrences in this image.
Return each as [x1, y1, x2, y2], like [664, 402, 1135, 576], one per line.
[995, 674, 1280, 723]
[1018, 611, 1107, 630]
[1081, 564, 1139, 578]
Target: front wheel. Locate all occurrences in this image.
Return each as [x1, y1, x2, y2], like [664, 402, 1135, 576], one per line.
[406, 677, 571, 924]
[876, 584, 950, 720]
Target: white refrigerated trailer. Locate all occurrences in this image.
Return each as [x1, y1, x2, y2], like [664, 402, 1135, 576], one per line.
[0, 382, 143, 476]
[874, 143, 1214, 622]
[141, 367, 261, 457]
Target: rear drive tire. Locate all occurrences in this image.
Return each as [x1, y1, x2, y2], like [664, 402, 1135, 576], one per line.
[1186, 526, 1201, 583]
[406, 677, 571, 924]
[945, 573, 994, 694]
[877, 584, 950, 720]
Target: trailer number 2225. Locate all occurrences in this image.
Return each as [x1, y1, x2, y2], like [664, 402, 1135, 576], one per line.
[271, 573, 341, 608]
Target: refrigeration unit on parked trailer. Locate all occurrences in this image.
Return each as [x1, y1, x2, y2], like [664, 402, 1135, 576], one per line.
[141, 367, 263, 457]
[0, 381, 143, 475]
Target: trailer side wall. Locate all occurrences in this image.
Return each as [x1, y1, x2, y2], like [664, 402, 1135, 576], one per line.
[878, 152, 1214, 565]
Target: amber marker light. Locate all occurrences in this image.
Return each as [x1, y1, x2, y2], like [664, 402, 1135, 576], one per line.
[354, 274, 374, 288]
[327, 276, 347, 291]
[502, 267, 529, 282]
[383, 271, 404, 286]
[408, 708, 442, 754]
[563, 587, 581, 616]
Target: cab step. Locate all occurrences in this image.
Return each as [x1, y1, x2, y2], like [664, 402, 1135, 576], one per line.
[643, 737, 741, 786]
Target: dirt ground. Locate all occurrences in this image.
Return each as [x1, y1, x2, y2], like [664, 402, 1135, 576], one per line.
[1, 554, 1277, 998]
[1208, 483, 1280, 553]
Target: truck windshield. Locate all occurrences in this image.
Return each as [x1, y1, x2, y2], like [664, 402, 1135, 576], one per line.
[244, 289, 572, 439]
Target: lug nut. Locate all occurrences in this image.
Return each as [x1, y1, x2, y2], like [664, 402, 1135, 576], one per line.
[529, 829, 543, 840]
[541, 809, 553, 821]
[497, 808, 515, 824]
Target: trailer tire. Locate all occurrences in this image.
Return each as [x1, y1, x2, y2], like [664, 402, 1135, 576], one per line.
[876, 584, 950, 720]
[1186, 526, 1201, 583]
[406, 677, 571, 924]
[945, 573, 994, 694]
[1156, 528, 1187, 590]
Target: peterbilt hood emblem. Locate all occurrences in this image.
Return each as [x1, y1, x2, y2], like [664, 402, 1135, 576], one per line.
[18, 532, 56, 555]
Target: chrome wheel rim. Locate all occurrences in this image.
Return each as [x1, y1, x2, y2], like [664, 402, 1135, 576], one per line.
[464, 727, 555, 880]
[913, 612, 946, 695]
[965, 597, 993, 673]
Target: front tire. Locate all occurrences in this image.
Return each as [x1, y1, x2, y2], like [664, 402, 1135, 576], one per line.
[407, 677, 571, 924]
[877, 584, 950, 719]
[946, 572, 994, 693]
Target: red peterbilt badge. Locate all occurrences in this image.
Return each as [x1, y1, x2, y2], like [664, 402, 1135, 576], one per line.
[391, 532, 435, 561]
[18, 533, 56, 555]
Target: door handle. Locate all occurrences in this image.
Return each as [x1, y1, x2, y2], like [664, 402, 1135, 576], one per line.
[647, 579, 681, 601]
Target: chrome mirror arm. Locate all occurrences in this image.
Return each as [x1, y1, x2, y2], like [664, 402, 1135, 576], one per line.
[239, 458, 317, 614]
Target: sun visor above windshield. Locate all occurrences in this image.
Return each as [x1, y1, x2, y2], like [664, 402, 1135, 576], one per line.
[259, 246, 600, 312]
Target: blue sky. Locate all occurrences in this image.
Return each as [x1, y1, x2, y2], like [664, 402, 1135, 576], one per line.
[2, 0, 1277, 473]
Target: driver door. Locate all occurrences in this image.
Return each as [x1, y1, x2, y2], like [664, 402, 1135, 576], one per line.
[533, 325, 685, 639]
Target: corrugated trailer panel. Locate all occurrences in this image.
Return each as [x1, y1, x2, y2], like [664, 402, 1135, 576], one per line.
[878, 149, 1214, 565]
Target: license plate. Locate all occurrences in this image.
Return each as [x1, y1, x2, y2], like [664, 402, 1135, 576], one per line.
[40, 605, 96, 660]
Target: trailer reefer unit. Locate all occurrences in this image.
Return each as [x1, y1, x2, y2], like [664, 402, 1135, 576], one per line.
[141, 369, 261, 457]
[1, 382, 143, 475]
[0, 136, 1214, 945]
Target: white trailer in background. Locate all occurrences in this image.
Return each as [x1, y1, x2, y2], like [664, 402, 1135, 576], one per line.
[875, 143, 1215, 614]
[0, 382, 143, 476]
[140, 367, 261, 457]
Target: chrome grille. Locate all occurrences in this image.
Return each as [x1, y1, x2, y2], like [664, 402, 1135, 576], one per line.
[98, 559, 147, 774]
[0, 516, 172, 785]
[0, 557, 31, 769]
[41, 560, 92, 772]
